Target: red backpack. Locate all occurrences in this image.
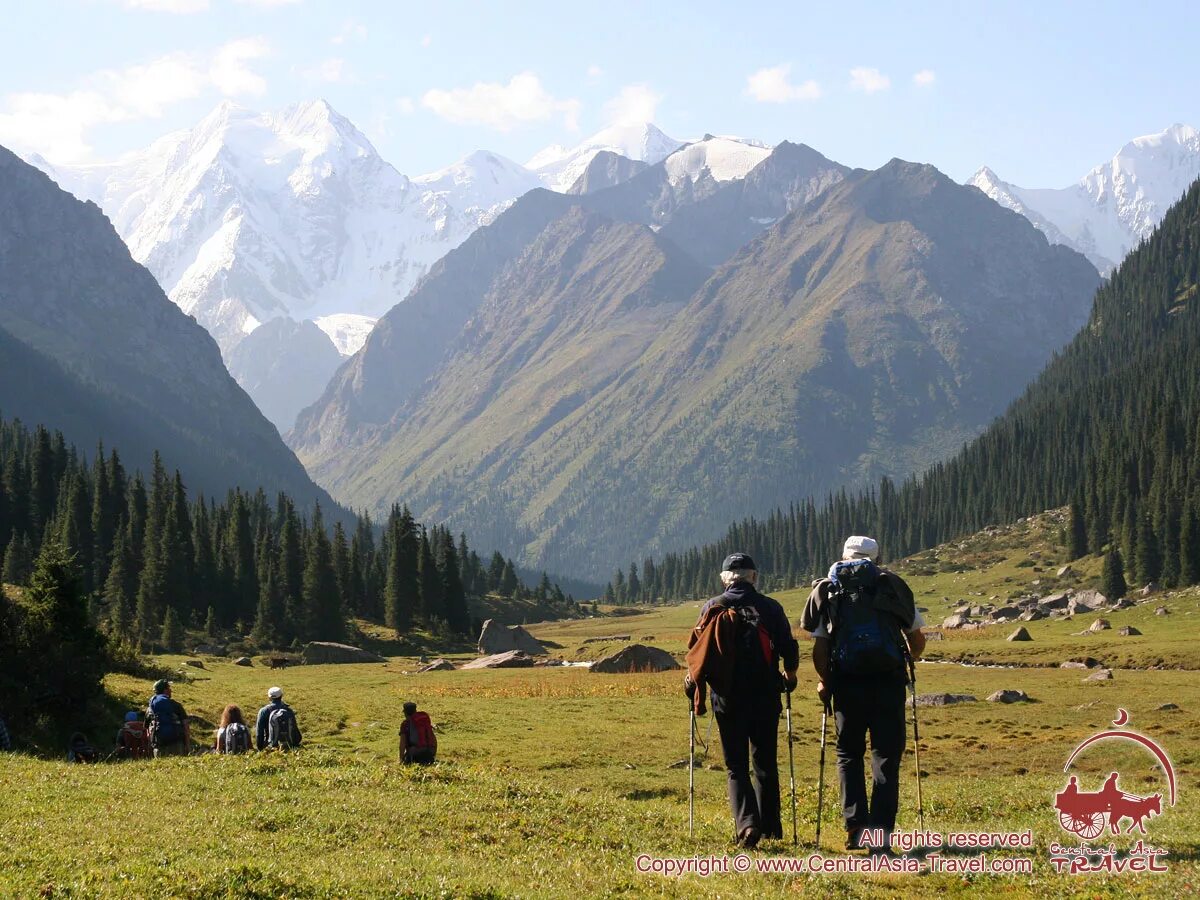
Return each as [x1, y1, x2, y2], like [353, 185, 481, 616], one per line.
[116, 722, 152, 760]
[407, 712, 435, 751]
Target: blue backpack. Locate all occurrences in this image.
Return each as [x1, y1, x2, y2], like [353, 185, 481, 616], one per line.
[826, 560, 906, 677]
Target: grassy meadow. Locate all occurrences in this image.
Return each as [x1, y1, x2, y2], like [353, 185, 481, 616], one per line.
[2, 511, 1198, 898]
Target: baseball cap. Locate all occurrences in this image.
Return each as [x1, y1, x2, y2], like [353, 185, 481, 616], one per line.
[722, 552, 757, 571]
[843, 536, 879, 559]
[267, 686, 284, 700]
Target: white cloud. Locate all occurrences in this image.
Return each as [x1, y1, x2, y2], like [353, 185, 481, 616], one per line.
[913, 69, 936, 87]
[303, 57, 349, 84]
[209, 38, 271, 97]
[0, 39, 271, 163]
[331, 19, 367, 45]
[849, 66, 891, 93]
[420, 34, 432, 48]
[744, 64, 821, 103]
[421, 72, 580, 132]
[603, 84, 660, 126]
[123, 0, 209, 12]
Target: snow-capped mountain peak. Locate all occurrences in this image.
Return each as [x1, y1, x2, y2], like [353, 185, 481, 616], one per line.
[527, 121, 684, 191]
[414, 149, 542, 215]
[970, 123, 1200, 273]
[663, 135, 772, 185]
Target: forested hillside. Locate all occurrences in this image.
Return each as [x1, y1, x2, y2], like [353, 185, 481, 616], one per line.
[0, 418, 572, 649]
[602, 178, 1200, 602]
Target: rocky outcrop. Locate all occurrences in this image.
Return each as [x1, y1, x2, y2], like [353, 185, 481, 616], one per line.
[461, 650, 537, 669]
[302, 642, 386, 664]
[987, 690, 1030, 703]
[419, 658, 456, 672]
[915, 693, 977, 707]
[1007, 627, 1033, 641]
[234, 656, 252, 666]
[590, 644, 680, 674]
[477, 619, 547, 656]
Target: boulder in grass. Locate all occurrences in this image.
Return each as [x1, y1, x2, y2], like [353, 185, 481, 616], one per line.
[477, 619, 548, 656]
[418, 658, 456, 672]
[1007, 626, 1033, 642]
[591, 644, 680, 674]
[184, 659, 205, 669]
[1038, 592, 1071, 610]
[1070, 590, 1108, 612]
[234, 656, 252, 666]
[942, 614, 970, 629]
[1157, 703, 1179, 711]
[301, 642, 386, 665]
[915, 693, 977, 707]
[1056, 565, 1076, 578]
[1118, 626, 1142, 637]
[1061, 657, 1102, 669]
[988, 690, 1031, 703]
[1085, 668, 1114, 682]
[1019, 609, 1046, 622]
[461, 650, 537, 669]
[991, 606, 1021, 622]
[1087, 618, 1111, 633]
[1141, 582, 1161, 597]
[1155, 606, 1170, 616]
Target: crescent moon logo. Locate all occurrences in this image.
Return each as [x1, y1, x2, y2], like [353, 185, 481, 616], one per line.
[1064, 711, 1177, 807]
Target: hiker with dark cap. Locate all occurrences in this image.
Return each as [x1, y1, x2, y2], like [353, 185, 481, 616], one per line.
[685, 553, 800, 848]
[801, 535, 925, 854]
[146, 679, 191, 757]
[398, 702, 437, 764]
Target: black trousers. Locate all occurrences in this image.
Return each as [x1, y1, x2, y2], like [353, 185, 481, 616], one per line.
[833, 677, 906, 843]
[713, 691, 782, 838]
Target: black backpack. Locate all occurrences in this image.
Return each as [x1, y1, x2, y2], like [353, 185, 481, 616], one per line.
[221, 722, 251, 755]
[826, 560, 906, 677]
[267, 706, 302, 749]
[725, 601, 775, 687]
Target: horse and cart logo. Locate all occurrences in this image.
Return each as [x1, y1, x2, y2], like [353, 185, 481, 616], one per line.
[1054, 708, 1176, 840]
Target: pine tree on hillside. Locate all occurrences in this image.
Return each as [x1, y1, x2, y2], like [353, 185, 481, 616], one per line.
[1134, 510, 1161, 587]
[332, 521, 352, 613]
[1102, 548, 1128, 602]
[160, 607, 184, 652]
[384, 506, 419, 633]
[303, 504, 343, 641]
[1068, 498, 1089, 560]
[252, 558, 285, 648]
[2, 530, 32, 585]
[417, 528, 443, 625]
[439, 535, 469, 635]
[499, 559, 519, 597]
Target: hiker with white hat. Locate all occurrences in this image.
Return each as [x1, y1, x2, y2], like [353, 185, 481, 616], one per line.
[800, 536, 925, 855]
[255, 686, 303, 750]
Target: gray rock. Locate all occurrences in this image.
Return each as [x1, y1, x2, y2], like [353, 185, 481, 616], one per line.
[1070, 590, 1108, 612]
[1141, 582, 1161, 597]
[184, 659, 205, 669]
[1007, 626, 1033, 641]
[1118, 626, 1142, 637]
[301, 642, 386, 665]
[1038, 592, 1071, 610]
[418, 658, 456, 672]
[942, 613, 971, 629]
[1019, 609, 1046, 622]
[1060, 657, 1102, 669]
[991, 606, 1021, 621]
[1087, 618, 1111, 633]
[1084, 668, 1114, 682]
[1157, 703, 1179, 711]
[1056, 565, 1076, 578]
[1155, 606, 1170, 616]
[590, 644, 680, 674]
[915, 693, 977, 707]
[461, 650, 537, 669]
[987, 690, 1030, 703]
[234, 656, 252, 666]
[477, 619, 548, 656]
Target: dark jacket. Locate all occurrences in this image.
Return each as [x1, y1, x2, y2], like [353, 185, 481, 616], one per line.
[800, 568, 915, 635]
[686, 583, 800, 714]
[256, 700, 294, 750]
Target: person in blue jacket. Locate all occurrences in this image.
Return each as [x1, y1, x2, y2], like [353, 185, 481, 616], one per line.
[147, 679, 191, 757]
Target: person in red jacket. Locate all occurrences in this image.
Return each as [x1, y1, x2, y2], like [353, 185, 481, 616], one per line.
[399, 701, 437, 764]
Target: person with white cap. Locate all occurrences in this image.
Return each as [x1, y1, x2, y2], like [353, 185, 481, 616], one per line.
[800, 536, 925, 855]
[255, 686, 303, 750]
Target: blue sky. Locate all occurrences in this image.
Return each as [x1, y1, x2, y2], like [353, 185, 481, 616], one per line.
[2, 0, 1197, 185]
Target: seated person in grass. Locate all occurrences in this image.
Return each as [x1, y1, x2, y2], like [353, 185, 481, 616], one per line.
[399, 701, 437, 764]
[256, 687, 302, 750]
[147, 679, 192, 757]
[215, 704, 252, 754]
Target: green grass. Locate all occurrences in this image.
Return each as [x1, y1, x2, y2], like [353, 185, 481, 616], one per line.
[2, 512, 1198, 898]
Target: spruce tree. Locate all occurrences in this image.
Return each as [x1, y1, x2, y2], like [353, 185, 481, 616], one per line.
[1068, 499, 1089, 560]
[2, 530, 32, 585]
[203, 606, 218, 640]
[439, 536, 470, 635]
[302, 504, 343, 641]
[417, 529, 443, 624]
[252, 561, 285, 648]
[1134, 511, 1162, 586]
[384, 506, 419, 633]
[160, 607, 184, 652]
[499, 559, 519, 597]
[1102, 548, 1128, 602]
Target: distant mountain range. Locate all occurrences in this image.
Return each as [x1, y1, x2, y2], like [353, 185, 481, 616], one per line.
[969, 124, 1200, 272]
[0, 146, 337, 509]
[291, 143, 1100, 579]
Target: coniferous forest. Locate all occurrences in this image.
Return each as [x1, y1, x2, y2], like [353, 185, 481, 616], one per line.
[603, 179, 1200, 603]
[0, 417, 574, 651]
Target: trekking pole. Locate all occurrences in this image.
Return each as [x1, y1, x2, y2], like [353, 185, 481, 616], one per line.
[908, 656, 926, 832]
[689, 703, 696, 838]
[785, 686, 798, 846]
[816, 698, 828, 848]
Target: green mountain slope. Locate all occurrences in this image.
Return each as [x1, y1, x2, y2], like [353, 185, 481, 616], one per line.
[0, 146, 334, 507]
[293, 156, 1098, 581]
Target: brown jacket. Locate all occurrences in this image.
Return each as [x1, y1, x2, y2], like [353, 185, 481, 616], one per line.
[685, 605, 740, 715]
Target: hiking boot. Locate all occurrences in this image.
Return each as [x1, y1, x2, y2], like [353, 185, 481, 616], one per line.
[738, 826, 761, 849]
[845, 828, 864, 851]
